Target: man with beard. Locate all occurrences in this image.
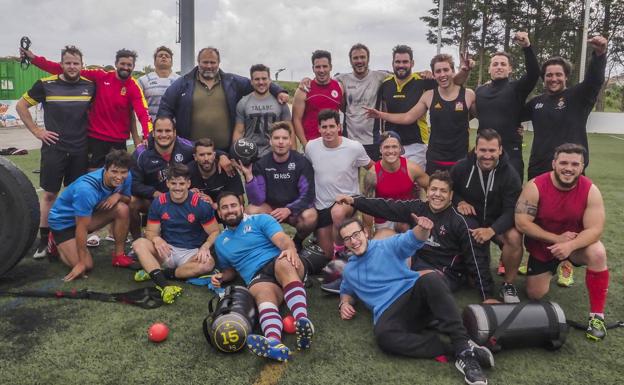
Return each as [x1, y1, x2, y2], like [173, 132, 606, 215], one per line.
[137, 46, 180, 121]
[158, 47, 289, 150]
[188, 138, 245, 209]
[132, 163, 220, 304]
[336, 171, 494, 301]
[450, 129, 523, 303]
[47, 150, 133, 281]
[368, 54, 476, 175]
[515, 143, 610, 341]
[238, 122, 317, 251]
[129, 117, 194, 240]
[16, 46, 95, 259]
[233, 64, 292, 157]
[523, 36, 607, 181]
[293, 50, 343, 147]
[377, 46, 471, 169]
[475, 32, 539, 180]
[21, 47, 152, 168]
[212, 192, 315, 362]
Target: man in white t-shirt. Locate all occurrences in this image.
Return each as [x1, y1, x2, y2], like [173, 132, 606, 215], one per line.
[305, 109, 374, 259]
[138, 46, 180, 121]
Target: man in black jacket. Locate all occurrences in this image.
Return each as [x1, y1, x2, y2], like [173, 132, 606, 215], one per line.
[450, 129, 523, 303]
[337, 171, 495, 302]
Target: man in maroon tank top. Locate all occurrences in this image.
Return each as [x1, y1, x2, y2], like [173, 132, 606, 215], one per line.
[515, 143, 609, 341]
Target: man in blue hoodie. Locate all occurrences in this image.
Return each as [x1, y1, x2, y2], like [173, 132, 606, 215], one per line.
[338, 216, 494, 385]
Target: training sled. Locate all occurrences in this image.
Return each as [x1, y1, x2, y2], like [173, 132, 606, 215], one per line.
[0, 156, 40, 276]
[203, 285, 258, 353]
[463, 301, 568, 351]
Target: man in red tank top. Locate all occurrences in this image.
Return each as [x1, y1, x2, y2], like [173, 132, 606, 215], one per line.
[515, 143, 609, 341]
[293, 50, 343, 148]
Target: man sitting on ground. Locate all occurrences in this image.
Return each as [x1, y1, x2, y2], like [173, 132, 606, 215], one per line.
[132, 163, 220, 304]
[338, 217, 494, 385]
[211, 192, 315, 362]
[48, 149, 134, 281]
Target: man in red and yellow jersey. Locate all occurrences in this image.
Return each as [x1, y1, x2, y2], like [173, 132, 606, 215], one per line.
[21, 47, 152, 169]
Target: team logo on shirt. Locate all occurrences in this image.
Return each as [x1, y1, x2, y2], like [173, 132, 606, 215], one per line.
[120, 87, 127, 96]
[287, 162, 296, 171]
[455, 102, 464, 111]
[331, 90, 339, 98]
[534, 103, 544, 110]
[555, 97, 566, 110]
[175, 153, 183, 162]
[187, 213, 196, 223]
[439, 225, 447, 236]
[161, 212, 170, 221]
[434, 102, 442, 109]
[243, 225, 252, 234]
[425, 235, 441, 247]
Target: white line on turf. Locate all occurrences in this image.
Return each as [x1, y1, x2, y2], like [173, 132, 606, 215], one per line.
[607, 135, 624, 141]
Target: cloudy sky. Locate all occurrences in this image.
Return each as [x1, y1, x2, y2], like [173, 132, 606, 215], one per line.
[1, 0, 455, 80]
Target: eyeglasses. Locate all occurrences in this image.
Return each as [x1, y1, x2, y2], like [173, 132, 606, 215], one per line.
[342, 230, 363, 244]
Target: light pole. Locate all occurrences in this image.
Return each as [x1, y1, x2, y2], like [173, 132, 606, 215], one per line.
[275, 68, 286, 81]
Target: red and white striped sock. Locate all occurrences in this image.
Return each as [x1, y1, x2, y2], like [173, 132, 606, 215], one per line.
[283, 281, 308, 320]
[258, 302, 282, 342]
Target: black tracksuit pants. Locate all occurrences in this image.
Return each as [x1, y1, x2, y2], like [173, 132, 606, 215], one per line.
[373, 273, 470, 358]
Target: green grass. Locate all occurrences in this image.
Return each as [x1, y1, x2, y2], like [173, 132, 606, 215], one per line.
[1, 132, 623, 385]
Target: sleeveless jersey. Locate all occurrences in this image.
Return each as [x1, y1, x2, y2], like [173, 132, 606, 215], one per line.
[373, 157, 415, 224]
[427, 87, 469, 165]
[525, 173, 592, 262]
[302, 79, 343, 141]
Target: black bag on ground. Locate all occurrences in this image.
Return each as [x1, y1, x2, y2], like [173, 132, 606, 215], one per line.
[203, 286, 258, 353]
[462, 301, 568, 352]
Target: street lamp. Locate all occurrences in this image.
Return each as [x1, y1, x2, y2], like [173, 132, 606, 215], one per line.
[275, 68, 286, 81]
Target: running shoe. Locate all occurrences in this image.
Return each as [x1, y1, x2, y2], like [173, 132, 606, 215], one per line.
[467, 340, 495, 368]
[455, 349, 488, 385]
[295, 317, 315, 350]
[246, 335, 291, 362]
[557, 261, 574, 287]
[134, 269, 151, 282]
[156, 285, 183, 304]
[320, 277, 341, 295]
[112, 254, 135, 268]
[33, 238, 48, 259]
[499, 283, 520, 304]
[586, 315, 607, 341]
[518, 265, 528, 275]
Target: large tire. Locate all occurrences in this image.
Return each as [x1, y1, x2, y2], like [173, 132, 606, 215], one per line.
[0, 156, 39, 276]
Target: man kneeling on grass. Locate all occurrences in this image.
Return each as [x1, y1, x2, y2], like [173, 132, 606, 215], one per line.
[211, 192, 314, 362]
[132, 163, 220, 304]
[338, 217, 494, 385]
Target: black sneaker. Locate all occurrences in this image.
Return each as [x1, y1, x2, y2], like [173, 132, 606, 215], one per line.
[468, 340, 495, 368]
[33, 239, 48, 259]
[455, 349, 488, 385]
[586, 315, 607, 341]
[499, 283, 520, 304]
[320, 277, 341, 295]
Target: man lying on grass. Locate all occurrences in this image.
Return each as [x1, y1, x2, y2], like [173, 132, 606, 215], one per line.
[337, 216, 494, 385]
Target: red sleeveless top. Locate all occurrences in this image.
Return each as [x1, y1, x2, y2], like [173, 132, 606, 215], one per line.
[525, 173, 592, 262]
[302, 79, 343, 141]
[374, 157, 415, 224]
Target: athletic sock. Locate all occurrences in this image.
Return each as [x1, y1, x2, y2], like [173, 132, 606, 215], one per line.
[39, 227, 49, 241]
[283, 281, 308, 320]
[586, 268, 609, 314]
[258, 302, 282, 341]
[149, 269, 169, 288]
[163, 268, 177, 280]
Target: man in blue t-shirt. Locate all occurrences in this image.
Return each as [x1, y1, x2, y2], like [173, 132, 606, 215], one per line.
[337, 217, 494, 385]
[132, 163, 220, 304]
[211, 192, 315, 362]
[48, 150, 134, 281]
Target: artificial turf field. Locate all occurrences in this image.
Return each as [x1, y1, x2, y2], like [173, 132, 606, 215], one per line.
[1, 131, 623, 385]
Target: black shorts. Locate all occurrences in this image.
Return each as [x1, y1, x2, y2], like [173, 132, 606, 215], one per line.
[88, 137, 127, 169]
[40, 146, 88, 193]
[316, 204, 335, 229]
[248, 258, 308, 288]
[363, 143, 381, 162]
[50, 226, 76, 245]
[526, 255, 583, 276]
[503, 145, 525, 182]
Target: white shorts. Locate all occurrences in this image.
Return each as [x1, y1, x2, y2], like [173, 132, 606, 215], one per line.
[403, 143, 427, 170]
[163, 246, 198, 268]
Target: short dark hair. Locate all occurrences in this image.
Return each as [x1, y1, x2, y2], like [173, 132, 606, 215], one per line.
[338, 217, 364, 237]
[490, 51, 512, 65]
[541, 57, 572, 78]
[216, 191, 239, 207]
[553, 143, 586, 160]
[476, 128, 502, 147]
[428, 170, 453, 189]
[153, 116, 176, 130]
[430, 54, 455, 71]
[250, 64, 270, 78]
[269, 121, 292, 137]
[392, 45, 413, 61]
[61, 45, 83, 61]
[104, 149, 133, 170]
[166, 163, 190, 180]
[153, 46, 173, 60]
[115, 49, 137, 64]
[311, 50, 332, 65]
[194, 137, 215, 153]
[317, 109, 340, 125]
[197, 47, 220, 62]
[349, 43, 370, 60]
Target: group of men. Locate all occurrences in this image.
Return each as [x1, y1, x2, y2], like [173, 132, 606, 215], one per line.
[14, 30, 611, 385]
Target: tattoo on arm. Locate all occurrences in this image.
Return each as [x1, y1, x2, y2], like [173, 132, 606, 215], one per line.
[515, 200, 537, 216]
[363, 171, 377, 198]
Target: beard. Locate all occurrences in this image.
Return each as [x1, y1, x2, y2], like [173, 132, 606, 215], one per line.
[394, 68, 411, 80]
[554, 170, 580, 189]
[222, 212, 244, 227]
[200, 70, 216, 80]
[117, 68, 131, 79]
[62, 71, 80, 82]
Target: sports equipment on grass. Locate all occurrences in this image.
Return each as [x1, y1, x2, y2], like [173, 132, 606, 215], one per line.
[246, 334, 291, 362]
[148, 322, 169, 342]
[283, 315, 295, 334]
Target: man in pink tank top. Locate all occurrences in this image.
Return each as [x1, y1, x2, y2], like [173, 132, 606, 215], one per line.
[293, 50, 343, 148]
[515, 143, 609, 341]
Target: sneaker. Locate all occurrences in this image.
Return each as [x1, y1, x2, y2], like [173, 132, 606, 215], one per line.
[496, 259, 505, 276]
[586, 315, 607, 341]
[33, 239, 48, 259]
[455, 349, 488, 385]
[518, 265, 528, 275]
[467, 340, 495, 368]
[112, 254, 135, 268]
[134, 269, 151, 282]
[320, 277, 341, 295]
[295, 317, 315, 350]
[499, 283, 520, 304]
[557, 261, 574, 287]
[246, 335, 291, 362]
[156, 285, 183, 304]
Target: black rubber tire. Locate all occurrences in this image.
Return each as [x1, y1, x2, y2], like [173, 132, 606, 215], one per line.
[0, 156, 40, 276]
